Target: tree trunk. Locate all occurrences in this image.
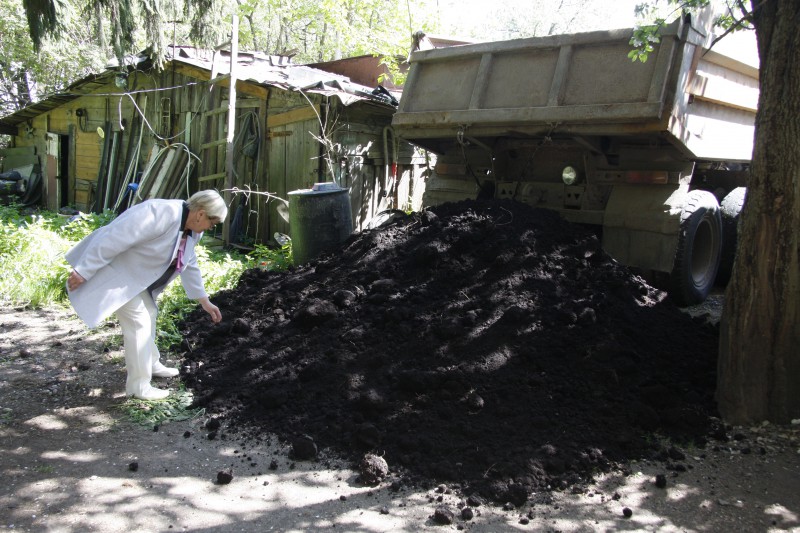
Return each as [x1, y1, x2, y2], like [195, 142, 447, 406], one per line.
[717, 0, 800, 424]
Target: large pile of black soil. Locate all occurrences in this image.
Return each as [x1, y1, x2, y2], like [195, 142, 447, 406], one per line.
[178, 199, 720, 503]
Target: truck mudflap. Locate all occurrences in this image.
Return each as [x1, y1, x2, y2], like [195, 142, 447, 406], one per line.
[602, 183, 687, 274]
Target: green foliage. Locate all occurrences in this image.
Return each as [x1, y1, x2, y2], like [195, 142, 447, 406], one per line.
[54, 211, 117, 241]
[629, 0, 747, 63]
[713, 6, 753, 33]
[33, 464, 56, 474]
[22, 0, 63, 51]
[117, 387, 204, 425]
[0, 0, 107, 115]
[251, 241, 293, 272]
[628, 22, 663, 62]
[238, 0, 431, 64]
[0, 205, 110, 307]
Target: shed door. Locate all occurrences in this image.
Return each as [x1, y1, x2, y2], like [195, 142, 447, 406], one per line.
[45, 133, 69, 210]
[267, 116, 320, 240]
[45, 133, 60, 210]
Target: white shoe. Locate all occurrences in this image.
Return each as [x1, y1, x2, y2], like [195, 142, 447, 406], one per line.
[130, 385, 170, 401]
[152, 361, 180, 378]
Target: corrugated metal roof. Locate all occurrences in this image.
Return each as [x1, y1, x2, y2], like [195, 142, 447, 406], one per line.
[169, 46, 396, 106]
[0, 46, 397, 135]
[0, 74, 110, 134]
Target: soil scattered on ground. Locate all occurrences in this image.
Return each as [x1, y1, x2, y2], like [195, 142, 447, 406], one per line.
[178, 199, 722, 504]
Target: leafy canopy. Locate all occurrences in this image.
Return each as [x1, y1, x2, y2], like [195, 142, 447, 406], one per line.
[628, 0, 753, 62]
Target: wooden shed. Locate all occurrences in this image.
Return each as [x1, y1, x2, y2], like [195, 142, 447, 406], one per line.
[0, 46, 429, 246]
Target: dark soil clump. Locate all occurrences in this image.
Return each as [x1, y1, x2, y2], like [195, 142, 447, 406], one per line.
[178, 199, 720, 502]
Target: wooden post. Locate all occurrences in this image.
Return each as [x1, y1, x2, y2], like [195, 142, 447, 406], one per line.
[223, 15, 238, 245]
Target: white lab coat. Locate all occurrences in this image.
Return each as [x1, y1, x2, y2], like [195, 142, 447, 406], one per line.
[65, 199, 208, 328]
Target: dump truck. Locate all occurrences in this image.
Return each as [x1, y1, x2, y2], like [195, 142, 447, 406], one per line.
[391, 11, 758, 305]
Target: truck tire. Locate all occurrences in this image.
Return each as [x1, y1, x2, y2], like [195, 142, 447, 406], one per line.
[715, 187, 746, 286]
[670, 190, 722, 306]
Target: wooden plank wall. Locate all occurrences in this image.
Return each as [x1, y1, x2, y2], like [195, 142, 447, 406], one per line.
[330, 101, 429, 231]
[263, 90, 322, 242]
[12, 89, 110, 209]
[6, 63, 430, 246]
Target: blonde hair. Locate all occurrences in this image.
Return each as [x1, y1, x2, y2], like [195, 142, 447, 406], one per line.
[188, 190, 228, 220]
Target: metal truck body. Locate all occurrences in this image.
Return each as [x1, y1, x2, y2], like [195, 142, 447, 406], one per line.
[391, 12, 758, 304]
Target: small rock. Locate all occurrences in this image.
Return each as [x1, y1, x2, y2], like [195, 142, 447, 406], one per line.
[128, 462, 139, 472]
[655, 474, 667, 488]
[332, 289, 357, 308]
[432, 506, 454, 525]
[291, 434, 318, 460]
[461, 507, 474, 520]
[623, 507, 633, 518]
[466, 494, 483, 507]
[216, 470, 233, 484]
[358, 453, 389, 485]
[467, 393, 484, 411]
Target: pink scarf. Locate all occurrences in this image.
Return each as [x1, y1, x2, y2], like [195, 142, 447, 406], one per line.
[175, 234, 188, 273]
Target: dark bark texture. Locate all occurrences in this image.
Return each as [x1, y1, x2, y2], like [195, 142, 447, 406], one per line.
[718, 0, 800, 423]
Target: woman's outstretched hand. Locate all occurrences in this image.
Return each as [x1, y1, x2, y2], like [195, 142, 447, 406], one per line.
[199, 297, 222, 323]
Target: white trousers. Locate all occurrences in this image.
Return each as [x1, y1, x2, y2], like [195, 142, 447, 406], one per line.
[115, 290, 161, 397]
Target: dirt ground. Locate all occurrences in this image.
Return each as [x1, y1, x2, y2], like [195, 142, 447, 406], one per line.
[1, 199, 799, 532]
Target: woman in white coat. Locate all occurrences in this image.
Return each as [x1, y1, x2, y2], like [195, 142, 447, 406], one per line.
[65, 190, 228, 400]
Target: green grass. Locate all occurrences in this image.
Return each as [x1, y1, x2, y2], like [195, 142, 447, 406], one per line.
[0, 205, 114, 308]
[105, 353, 125, 365]
[118, 387, 205, 426]
[33, 464, 56, 474]
[0, 203, 293, 351]
[0, 215, 72, 307]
